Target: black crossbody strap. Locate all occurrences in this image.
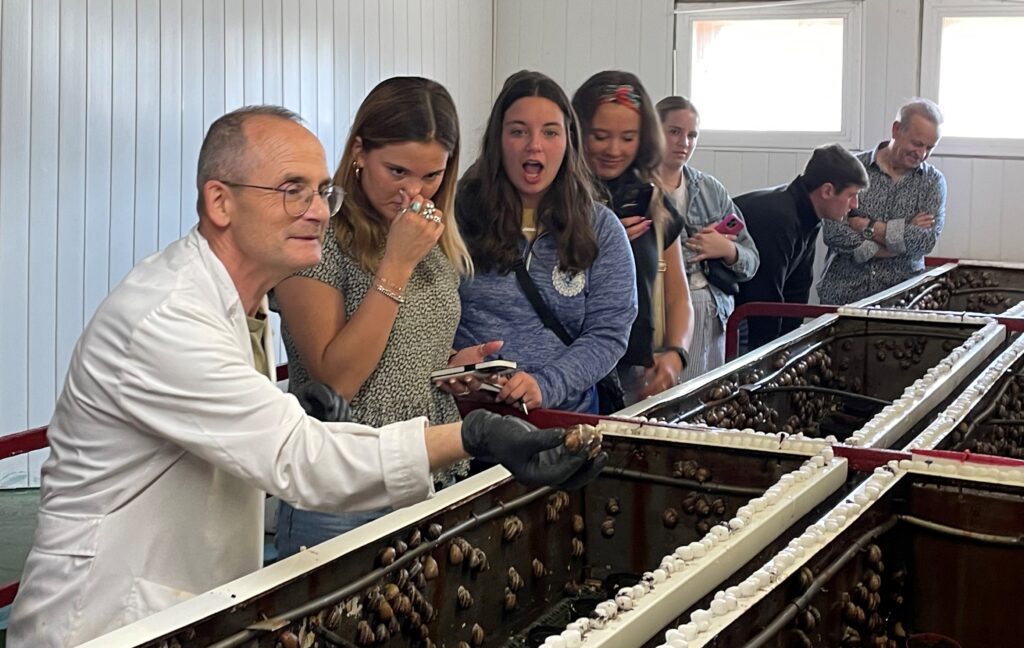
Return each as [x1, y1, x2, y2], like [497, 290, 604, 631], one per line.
[511, 260, 574, 347]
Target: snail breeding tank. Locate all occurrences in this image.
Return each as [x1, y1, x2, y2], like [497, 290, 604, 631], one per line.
[867, 261, 1024, 315]
[907, 333, 1024, 460]
[656, 455, 1024, 648]
[624, 310, 1004, 450]
[86, 421, 856, 648]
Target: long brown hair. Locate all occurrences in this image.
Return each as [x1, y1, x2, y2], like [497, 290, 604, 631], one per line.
[334, 77, 472, 275]
[456, 70, 597, 274]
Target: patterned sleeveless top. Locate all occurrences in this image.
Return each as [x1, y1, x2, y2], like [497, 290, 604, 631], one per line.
[276, 222, 466, 484]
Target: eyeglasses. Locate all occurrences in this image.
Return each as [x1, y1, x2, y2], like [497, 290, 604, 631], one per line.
[221, 181, 345, 218]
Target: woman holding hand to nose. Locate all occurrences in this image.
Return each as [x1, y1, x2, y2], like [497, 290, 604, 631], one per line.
[272, 77, 498, 557]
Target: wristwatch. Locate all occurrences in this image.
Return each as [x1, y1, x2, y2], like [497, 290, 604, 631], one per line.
[662, 346, 690, 371]
[862, 220, 876, 241]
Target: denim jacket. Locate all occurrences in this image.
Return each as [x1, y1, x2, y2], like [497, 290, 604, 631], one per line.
[675, 166, 760, 326]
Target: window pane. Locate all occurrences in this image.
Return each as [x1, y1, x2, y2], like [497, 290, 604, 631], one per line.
[938, 17, 1024, 139]
[691, 18, 844, 132]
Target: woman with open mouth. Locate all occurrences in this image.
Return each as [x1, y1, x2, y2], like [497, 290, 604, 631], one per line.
[573, 71, 695, 405]
[453, 70, 637, 415]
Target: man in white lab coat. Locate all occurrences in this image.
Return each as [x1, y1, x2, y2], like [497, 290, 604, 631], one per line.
[7, 106, 604, 647]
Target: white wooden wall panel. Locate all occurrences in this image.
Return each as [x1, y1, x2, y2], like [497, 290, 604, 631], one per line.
[0, 0, 33, 487]
[493, 0, 676, 105]
[0, 0, 495, 488]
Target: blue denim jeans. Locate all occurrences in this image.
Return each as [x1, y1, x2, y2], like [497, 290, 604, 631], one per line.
[274, 501, 391, 559]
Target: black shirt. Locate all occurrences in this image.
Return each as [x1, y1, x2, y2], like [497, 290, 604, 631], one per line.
[733, 175, 821, 350]
[598, 169, 685, 367]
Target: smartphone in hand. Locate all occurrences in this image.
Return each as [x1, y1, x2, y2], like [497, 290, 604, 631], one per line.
[714, 213, 745, 235]
[611, 183, 655, 218]
[429, 360, 517, 383]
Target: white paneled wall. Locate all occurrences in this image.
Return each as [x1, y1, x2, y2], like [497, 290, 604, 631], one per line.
[493, 0, 675, 104]
[0, 0, 494, 487]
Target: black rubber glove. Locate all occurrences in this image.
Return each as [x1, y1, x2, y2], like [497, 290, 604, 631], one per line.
[461, 409, 607, 489]
[295, 381, 353, 423]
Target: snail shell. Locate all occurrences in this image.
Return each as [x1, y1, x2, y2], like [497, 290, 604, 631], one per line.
[407, 528, 422, 548]
[374, 623, 389, 643]
[448, 542, 464, 565]
[355, 621, 374, 646]
[606, 497, 620, 515]
[694, 467, 712, 484]
[377, 546, 396, 566]
[469, 547, 489, 572]
[571, 537, 584, 556]
[600, 517, 615, 538]
[395, 594, 413, 616]
[423, 555, 439, 580]
[504, 587, 517, 610]
[508, 566, 524, 591]
[457, 585, 474, 609]
[377, 599, 394, 621]
[276, 631, 299, 648]
[471, 623, 485, 646]
[502, 515, 524, 541]
[426, 522, 443, 539]
[382, 583, 400, 602]
[572, 513, 585, 534]
[545, 502, 560, 522]
[662, 507, 679, 529]
[866, 543, 882, 565]
[532, 558, 546, 578]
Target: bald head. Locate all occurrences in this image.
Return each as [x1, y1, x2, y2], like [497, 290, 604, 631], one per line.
[196, 105, 305, 217]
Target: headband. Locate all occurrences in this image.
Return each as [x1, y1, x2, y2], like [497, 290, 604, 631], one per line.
[599, 84, 642, 113]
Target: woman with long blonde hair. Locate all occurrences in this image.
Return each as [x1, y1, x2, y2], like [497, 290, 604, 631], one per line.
[272, 77, 494, 557]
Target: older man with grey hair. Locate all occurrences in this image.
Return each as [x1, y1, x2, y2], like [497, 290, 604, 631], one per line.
[8, 105, 604, 647]
[818, 98, 947, 305]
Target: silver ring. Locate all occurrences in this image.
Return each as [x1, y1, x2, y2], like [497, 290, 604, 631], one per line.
[422, 204, 439, 222]
[410, 199, 423, 213]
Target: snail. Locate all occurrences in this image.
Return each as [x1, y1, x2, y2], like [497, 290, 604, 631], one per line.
[423, 555, 439, 580]
[605, 497, 620, 515]
[471, 623, 485, 646]
[457, 585, 474, 609]
[600, 518, 615, 538]
[508, 566, 524, 591]
[532, 558, 546, 578]
[504, 587, 517, 611]
[571, 537, 584, 556]
[662, 507, 679, 529]
[377, 546, 396, 566]
[572, 513, 585, 534]
[502, 515, 524, 541]
[469, 547, 489, 572]
[426, 522, 443, 539]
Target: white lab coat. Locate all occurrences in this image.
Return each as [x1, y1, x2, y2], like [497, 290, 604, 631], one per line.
[7, 228, 434, 647]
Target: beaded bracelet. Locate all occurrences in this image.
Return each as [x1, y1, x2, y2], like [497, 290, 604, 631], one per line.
[374, 276, 406, 304]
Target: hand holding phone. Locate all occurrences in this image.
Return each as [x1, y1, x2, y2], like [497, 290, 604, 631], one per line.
[429, 360, 517, 384]
[611, 182, 655, 218]
[713, 213, 745, 236]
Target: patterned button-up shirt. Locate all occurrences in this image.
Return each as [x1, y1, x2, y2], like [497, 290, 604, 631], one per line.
[817, 143, 947, 304]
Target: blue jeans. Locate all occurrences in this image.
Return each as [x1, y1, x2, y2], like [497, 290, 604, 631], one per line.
[274, 501, 391, 559]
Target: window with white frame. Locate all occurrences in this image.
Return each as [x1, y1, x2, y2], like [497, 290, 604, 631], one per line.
[921, 0, 1024, 155]
[674, 1, 862, 150]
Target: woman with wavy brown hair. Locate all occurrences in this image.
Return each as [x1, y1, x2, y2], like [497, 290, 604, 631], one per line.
[454, 70, 637, 414]
[272, 77, 496, 557]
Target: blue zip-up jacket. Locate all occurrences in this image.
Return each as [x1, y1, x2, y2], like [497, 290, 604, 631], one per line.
[676, 166, 760, 326]
[455, 203, 638, 412]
